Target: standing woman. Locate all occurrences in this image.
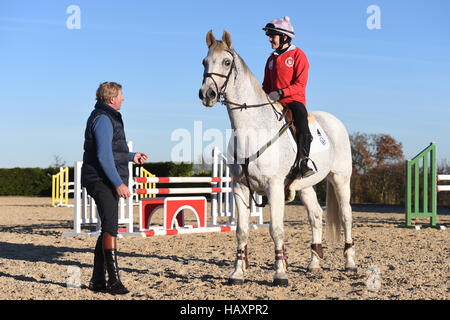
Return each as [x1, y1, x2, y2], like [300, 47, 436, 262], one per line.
[81, 82, 148, 294]
[262, 16, 316, 178]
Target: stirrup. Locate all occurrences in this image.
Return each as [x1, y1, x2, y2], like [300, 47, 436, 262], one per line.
[299, 157, 317, 178]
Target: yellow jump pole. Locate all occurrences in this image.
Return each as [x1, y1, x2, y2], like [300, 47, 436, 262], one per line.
[52, 174, 57, 207]
[63, 167, 69, 205]
[52, 167, 69, 207]
[140, 167, 156, 199]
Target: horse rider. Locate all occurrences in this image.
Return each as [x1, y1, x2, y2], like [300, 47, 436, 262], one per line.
[262, 16, 316, 179]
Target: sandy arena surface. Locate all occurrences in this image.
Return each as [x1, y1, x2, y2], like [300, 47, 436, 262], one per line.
[0, 196, 448, 301]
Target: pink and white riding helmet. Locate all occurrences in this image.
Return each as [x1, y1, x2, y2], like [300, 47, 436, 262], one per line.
[262, 16, 295, 40]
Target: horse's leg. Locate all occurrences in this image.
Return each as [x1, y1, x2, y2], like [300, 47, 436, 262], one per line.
[329, 172, 357, 272]
[299, 187, 324, 272]
[228, 182, 251, 285]
[267, 178, 289, 286]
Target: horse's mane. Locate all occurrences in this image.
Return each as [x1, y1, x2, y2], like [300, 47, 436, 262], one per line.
[232, 49, 267, 98]
[232, 47, 284, 110]
[212, 40, 266, 99]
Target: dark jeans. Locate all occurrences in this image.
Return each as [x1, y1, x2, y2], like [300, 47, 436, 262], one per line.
[85, 180, 119, 237]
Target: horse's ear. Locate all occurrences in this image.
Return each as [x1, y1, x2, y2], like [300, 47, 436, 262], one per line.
[222, 30, 232, 49]
[206, 30, 216, 48]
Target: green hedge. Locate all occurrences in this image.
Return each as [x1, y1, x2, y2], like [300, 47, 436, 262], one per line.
[141, 162, 193, 177]
[0, 167, 60, 196]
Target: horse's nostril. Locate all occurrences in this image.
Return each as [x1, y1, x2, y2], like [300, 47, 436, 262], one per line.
[199, 89, 204, 100]
[207, 88, 216, 99]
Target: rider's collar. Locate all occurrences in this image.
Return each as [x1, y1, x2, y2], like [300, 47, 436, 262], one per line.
[273, 44, 296, 56]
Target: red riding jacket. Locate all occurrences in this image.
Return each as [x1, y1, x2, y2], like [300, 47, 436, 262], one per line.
[262, 45, 309, 105]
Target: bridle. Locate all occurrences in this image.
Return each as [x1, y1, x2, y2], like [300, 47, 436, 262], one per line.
[202, 49, 236, 103]
[202, 48, 288, 119]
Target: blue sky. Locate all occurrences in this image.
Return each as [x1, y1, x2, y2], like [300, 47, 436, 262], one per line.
[1, 0, 449, 168]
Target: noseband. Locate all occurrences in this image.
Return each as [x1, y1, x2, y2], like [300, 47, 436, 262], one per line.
[202, 49, 235, 102]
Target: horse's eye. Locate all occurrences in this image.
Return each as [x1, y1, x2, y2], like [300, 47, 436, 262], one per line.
[223, 59, 231, 67]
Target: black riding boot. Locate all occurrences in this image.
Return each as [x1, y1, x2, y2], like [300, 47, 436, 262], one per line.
[299, 133, 316, 178]
[103, 248, 129, 295]
[88, 234, 106, 292]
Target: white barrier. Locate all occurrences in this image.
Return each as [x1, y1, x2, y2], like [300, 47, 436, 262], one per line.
[211, 146, 264, 226]
[211, 147, 264, 225]
[435, 174, 449, 230]
[437, 174, 450, 192]
[212, 146, 234, 225]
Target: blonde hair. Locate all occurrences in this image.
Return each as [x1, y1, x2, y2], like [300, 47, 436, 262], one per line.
[96, 82, 122, 103]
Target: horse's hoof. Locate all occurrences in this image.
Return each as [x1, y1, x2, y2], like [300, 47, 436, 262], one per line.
[345, 267, 357, 273]
[307, 267, 322, 274]
[273, 278, 289, 287]
[228, 278, 244, 285]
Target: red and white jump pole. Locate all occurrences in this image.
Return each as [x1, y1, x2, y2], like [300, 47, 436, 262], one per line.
[136, 177, 232, 184]
[135, 176, 233, 196]
[136, 187, 233, 195]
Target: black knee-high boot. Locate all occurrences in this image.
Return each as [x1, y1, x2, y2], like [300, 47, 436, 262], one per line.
[88, 234, 106, 292]
[103, 249, 129, 294]
[298, 133, 316, 178]
[288, 101, 316, 177]
[103, 233, 129, 295]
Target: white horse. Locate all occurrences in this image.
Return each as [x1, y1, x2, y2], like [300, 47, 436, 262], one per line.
[199, 30, 356, 286]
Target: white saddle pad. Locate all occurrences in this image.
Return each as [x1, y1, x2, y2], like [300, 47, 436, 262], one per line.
[286, 120, 330, 155]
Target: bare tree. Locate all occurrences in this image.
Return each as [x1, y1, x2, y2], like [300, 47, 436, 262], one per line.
[52, 154, 66, 168]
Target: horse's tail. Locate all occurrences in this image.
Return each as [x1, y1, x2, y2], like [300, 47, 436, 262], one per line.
[326, 179, 341, 243]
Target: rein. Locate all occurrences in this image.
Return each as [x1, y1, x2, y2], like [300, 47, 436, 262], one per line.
[203, 49, 293, 207]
